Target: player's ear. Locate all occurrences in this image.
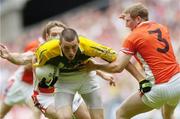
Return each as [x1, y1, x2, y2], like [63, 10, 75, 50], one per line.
[135, 16, 142, 24]
[77, 37, 80, 43]
[45, 33, 49, 41]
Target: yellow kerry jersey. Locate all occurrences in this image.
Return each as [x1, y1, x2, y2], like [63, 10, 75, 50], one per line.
[34, 36, 117, 67]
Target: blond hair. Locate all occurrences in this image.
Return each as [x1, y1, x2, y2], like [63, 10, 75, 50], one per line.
[42, 21, 67, 40]
[123, 3, 149, 21]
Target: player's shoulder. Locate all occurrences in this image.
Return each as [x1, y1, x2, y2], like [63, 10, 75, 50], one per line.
[79, 35, 102, 47]
[78, 35, 103, 51]
[37, 39, 59, 51]
[126, 30, 141, 42]
[34, 39, 61, 67]
[79, 35, 94, 44]
[35, 39, 61, 60]
[24, 38, 41, 52]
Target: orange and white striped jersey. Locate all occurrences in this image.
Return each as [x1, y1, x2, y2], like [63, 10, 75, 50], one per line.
[22, 38, 42, 84]
[121, 21, 180, 84]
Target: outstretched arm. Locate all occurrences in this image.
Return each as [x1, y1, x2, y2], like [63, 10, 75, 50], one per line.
[96, 70, 116, 86]
[87, 51, 152, 93]
[125, 62, 145, 82]
[91, 52, 152, 93]
[86, 51, 131, 73]
[0, 43, 34, 65]
[86, 51, 145, 82]
[86, 59, 115, 86]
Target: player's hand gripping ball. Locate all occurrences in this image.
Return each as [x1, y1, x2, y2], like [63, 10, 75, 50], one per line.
[35, 64, 58, 87]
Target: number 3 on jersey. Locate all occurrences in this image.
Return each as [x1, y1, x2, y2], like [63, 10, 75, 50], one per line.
[148, 28, 169, 53]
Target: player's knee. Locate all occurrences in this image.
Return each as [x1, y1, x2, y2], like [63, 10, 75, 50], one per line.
[0, 109, 8, 118]
[161, 110, 174, 119]
[0, 103, 12, 118]
[89, 109, 104, 119]
[84, 115, 91, 119]
[82, 111, 91, 119]
[161, 104, 176, 119]
[56, 113, 72, 119]
[63, 114, 72, 119]
[116, 108, 131, 119]
[45, 110, 58, 119]
[0, 112, 4, 119]
[162, 114, 174, 119]
[116, 109, 123, 118]
[95, 113, 104, 119]
[74, 112, 91, 119]
[56, 113, 63, 119]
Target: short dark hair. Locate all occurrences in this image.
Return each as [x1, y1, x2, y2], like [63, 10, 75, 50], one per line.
[60, 28, 79, 42]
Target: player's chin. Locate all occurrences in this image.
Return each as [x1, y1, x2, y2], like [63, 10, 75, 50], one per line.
[68, 57, 75, 61]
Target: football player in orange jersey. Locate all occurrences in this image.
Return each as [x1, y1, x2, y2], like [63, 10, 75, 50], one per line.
[86, 3, 180, 119]
[0, 39, 42, 119]
[0, 21, 66, 119]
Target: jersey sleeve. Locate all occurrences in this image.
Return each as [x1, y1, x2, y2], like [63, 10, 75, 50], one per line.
[24, 40, 40, 52]
[34, 39, 60, 67]
[79, 36, 117, 62]
[121, 33, 138, 55]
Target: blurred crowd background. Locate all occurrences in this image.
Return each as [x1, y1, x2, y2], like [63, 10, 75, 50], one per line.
[0, 0, 180, 119]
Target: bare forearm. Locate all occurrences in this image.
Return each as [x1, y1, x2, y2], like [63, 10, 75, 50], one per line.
[97, 52, 131, 73]
[6, 53, 24, 65]
[96, 70, 102, 76]
[95, 57, 129, 73]
[7, 52, 33, 65]
[125, 62, 144, 82]
[95, 63, 123, 73]
[96, 70, 108, 78]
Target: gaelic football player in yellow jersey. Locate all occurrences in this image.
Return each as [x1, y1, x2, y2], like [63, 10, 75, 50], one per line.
[0, 21, 92, 119]
[34, 28, 115, 119]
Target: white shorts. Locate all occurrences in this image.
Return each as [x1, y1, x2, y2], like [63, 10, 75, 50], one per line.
[142, 73, 180, 109]
[72, 93, 83, 112]
[33, 92, 83, 113]
[4, 67, 33, 105]
[55, 71, 100, 94]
